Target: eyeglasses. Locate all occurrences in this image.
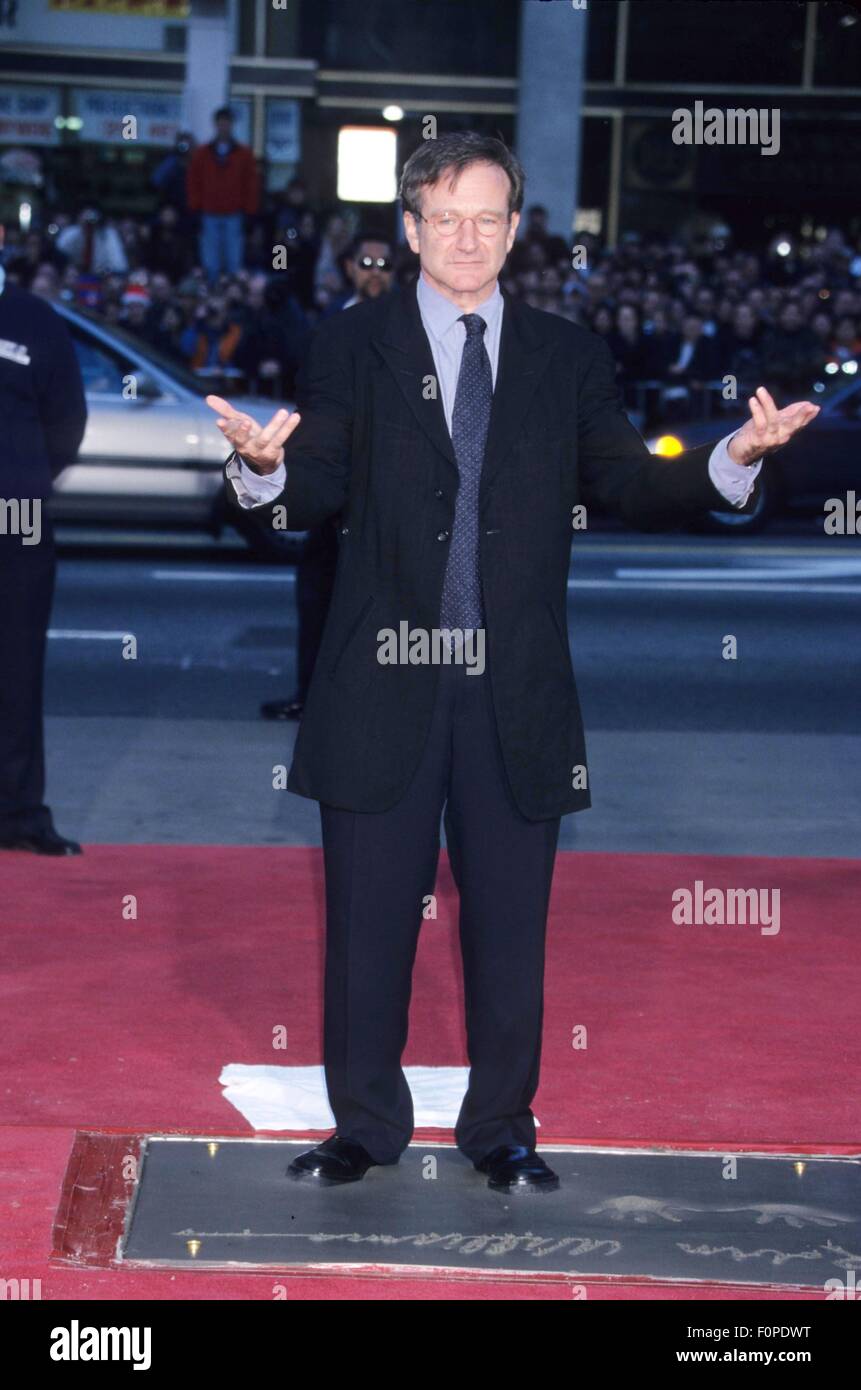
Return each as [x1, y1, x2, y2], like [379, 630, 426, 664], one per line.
[414, 211, 508, 238]
[356, 255, 393, 271]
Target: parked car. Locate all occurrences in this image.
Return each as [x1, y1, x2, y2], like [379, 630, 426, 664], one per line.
[49, 301, 301, 553]
[647, 366, 860, 532]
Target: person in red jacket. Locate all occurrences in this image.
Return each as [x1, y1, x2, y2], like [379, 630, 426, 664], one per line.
[186, 107, 259, 284]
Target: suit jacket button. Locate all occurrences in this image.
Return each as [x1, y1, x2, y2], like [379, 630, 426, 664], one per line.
[437, 529, 449, 542]
[434, 488, 444, 499]
[340, 525, 350, 535]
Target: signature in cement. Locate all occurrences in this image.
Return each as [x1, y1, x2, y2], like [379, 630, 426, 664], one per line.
[175, 1228, 621, 1258]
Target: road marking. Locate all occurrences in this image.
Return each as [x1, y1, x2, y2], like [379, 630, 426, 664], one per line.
[145, 570, 860, 596]
[570, 579, 861, 594]
[48, 629, 132, 639]
[151, 570, 294, 583]
[576, 543, 846, 557]
[617, 560, 861, 580]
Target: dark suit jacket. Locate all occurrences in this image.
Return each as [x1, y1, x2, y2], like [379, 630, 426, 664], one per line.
[226, 279, 760, 820]
[0, 285, 87, 501]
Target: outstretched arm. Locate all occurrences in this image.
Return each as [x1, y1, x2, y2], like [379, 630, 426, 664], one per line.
[206, 314, 354, 533]
[577, 337, 818, 531]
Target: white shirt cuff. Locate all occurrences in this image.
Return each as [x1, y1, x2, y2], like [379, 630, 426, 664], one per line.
[708, 431, 763, 508]
[225, 453, 286, 510]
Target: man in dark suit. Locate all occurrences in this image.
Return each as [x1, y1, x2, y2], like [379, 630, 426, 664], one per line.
[207, 133, 818, 1193]
[0, 222, 87, 855]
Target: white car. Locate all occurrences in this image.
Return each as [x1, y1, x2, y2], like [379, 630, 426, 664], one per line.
[50, 300, 292, 541]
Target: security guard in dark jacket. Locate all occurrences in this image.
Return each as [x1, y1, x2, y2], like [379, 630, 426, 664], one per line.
[0, 226, 87, 854]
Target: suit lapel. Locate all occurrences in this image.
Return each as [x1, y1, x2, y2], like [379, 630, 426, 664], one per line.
[371, 281, 457, 470]
[371, 278, 557, 482]
[481, 285, 557, 491]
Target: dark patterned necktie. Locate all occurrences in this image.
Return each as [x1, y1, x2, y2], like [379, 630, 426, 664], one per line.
[439, 313, 493, 633]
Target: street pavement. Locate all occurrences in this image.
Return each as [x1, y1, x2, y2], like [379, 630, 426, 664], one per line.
[44, 526, 860, 856]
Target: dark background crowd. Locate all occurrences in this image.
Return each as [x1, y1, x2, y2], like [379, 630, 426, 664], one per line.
[3, 123, 861, 429]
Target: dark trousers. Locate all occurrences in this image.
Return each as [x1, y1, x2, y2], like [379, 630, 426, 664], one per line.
[0, 528, 55, 835]
[320, 658, 561, 1164]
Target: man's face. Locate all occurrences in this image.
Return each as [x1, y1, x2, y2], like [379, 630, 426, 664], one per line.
[834, 291, 855, 317]
[31, 267, 57, 299]
[403, 161, 519, 302]
[215, 116, 232, 142]
[347, 240, 393, 300]
[835, 316, 856, 345]
[734, 305, 755, 335]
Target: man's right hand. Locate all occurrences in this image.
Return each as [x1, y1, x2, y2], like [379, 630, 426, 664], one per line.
[205, 395, 302, 475]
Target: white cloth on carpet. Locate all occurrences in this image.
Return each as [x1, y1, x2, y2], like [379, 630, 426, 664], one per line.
[218, 1063, 515, 1131]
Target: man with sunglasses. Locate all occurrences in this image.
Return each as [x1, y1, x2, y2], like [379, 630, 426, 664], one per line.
[208, 132, 818, 1195]
[340, 234, 395, 310]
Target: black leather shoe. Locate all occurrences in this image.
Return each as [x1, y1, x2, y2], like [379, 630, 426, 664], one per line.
[260, 698, 304, 721]
[287, 1135, 381, 1185]
[475, 1144, 560, 1194]
[0, 827, 82, 856]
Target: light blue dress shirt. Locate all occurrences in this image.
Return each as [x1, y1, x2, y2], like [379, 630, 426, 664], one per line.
[415, 273, 503, 430]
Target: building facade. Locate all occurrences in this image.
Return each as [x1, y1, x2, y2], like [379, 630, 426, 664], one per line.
[1, 0, 860, 248]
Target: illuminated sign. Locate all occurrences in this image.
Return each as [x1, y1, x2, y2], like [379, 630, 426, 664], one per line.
[49, 2, 190, 17]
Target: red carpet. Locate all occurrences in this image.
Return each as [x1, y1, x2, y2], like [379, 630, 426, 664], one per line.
[1, 845, 857, 1299]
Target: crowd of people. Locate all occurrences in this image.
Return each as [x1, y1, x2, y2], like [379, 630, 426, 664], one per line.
[3, 118, 860, 422]
[507, 211, 861, 422]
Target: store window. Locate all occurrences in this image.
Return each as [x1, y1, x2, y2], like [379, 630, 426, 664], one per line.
[626, 1, 806, 86]
[586, 0, 618, 82]
[813, 2, 861, 86]
[297, 0, 517, 76]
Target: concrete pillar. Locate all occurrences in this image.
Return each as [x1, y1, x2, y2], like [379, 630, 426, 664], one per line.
[515, 0, 588, 241]
[183, 0, 232, 142]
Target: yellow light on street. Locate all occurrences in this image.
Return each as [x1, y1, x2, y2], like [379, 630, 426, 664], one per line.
[653, 435, 684, 457]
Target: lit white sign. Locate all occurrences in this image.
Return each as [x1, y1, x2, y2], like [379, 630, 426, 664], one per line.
[337, 126, 397, 203]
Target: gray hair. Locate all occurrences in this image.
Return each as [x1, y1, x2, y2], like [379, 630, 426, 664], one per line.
[399, 131, 525, 219]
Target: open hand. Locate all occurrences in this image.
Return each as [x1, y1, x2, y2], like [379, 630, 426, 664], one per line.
[205, 394, 301, 475]
[727, 386, 819, 467]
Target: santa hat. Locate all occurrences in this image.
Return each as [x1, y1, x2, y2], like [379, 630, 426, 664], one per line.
[122, 284, 151, 308]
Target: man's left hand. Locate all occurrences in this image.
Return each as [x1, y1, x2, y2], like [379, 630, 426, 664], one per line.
[727, 386, 820, 466]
